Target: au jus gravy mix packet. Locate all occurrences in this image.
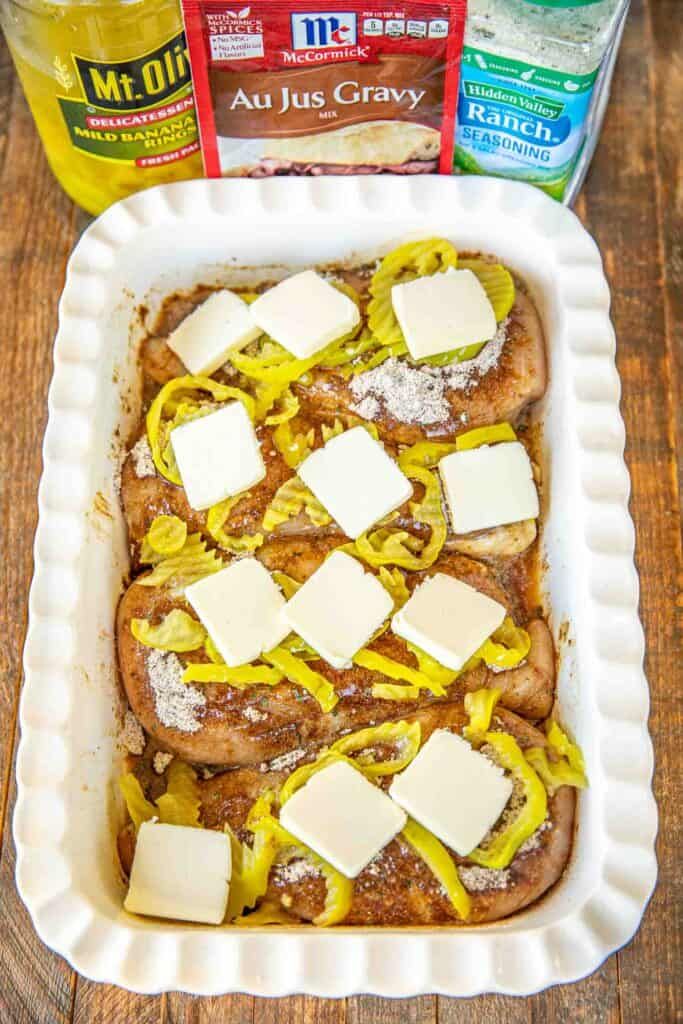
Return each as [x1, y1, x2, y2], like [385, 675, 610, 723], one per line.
[182, 1, 467, 177]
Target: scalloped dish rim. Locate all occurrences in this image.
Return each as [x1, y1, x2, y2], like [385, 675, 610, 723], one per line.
[15, 175, 657, 997]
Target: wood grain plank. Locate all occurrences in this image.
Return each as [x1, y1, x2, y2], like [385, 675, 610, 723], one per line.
[0, 728, 75, 1024]
[347, 996, 435, 1024]
[577, 1, 682, 1023]
[0, 60, 82, 1024]
[0, 2, 678, 1018]
[71, 981, 162, 1024]
[648, 0, 683, 507]
[0, 34, 13, 178]
[253, 996, 346, 1024]
[167, 994, 255, 1023]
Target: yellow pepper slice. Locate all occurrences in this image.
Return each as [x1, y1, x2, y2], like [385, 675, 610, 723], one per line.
[377, 566, 410, 610]
[458, 259, 515, 323]
[204, 634, 223, 664]
[264, 388, 300, 425]
[280, 632, 318, 659]
[278, 751, 348, 806]
[131, 609, 206, 653]
[263, 646, 339, 712]
[479, 618, 530, 670]
[280, 720, 422, 806]
[546, 720, 586, 775]
[320, 329, 377, 370]
[119, 762, 202, 832]
[262, 476, 331, 532]
[145, 515, 187, 556]
[408, 642, 460, 690]
[229, 308, 360, 387]
[119, 773, 155, 832]
[273, 421, 315, 469]
[401, 818, 471, 921]
[135, 533, 224, 589]
[525, 747, 588, 795]
[368, 238, 459, 350]
[264, 816, 353, 926]
[455, 422, 517, 451]
[355, 648, 446, 698]
[146, 375, 256, 484]
[230, 796, 352, 926]
[253, 379, 290, 422]
[321, 418, 345, 442]
[154, 761, 202, 828]
[468, 732, 547, 869]
[398, 441, 457, 472]
[182, 663, 283, 687]
[312, 854, 354, 926]
[463, 688, 501, 742]
[354, 464, 446, 571]
[330, 720, 421, 777]
[271, 571, 301, 600]
[225, 803, 281, 921]
[526, 721, 588, 795]
[206, 494, 264, 554]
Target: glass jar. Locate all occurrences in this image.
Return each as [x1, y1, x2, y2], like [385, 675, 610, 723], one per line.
[0, 0, 204, 214]
[455, 0, 630, 202]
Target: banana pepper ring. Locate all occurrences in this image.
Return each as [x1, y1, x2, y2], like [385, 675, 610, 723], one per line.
[146, 375, 256, 484]
[467, 732, 547, 870]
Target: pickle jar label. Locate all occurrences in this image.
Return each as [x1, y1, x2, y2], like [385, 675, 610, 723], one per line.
[57, 31, 200, 168]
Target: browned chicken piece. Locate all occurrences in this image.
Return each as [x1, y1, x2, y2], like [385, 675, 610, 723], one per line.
[118, 703, 574, 926]
[116, 537, 555, 765]
[450, 519, 537, 559]
[121, 419, 539, 565]
[120, 422, 305, 563]
[138, 279, 546, 447]
[295, 290, 546, 445]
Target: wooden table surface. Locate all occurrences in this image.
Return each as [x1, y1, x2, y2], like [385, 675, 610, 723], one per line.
[0, 1, 680, 1020]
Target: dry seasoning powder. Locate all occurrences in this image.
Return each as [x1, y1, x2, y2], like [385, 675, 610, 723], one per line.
[146, 648, 207, 732]
[130, 435, 156, 478]
[182, 0, 466, 178]
[349, 320, 507, 425]
[455, 0, 629, 202]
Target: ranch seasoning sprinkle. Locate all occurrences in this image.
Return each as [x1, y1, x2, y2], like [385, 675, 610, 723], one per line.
[455, 0, 630, 203]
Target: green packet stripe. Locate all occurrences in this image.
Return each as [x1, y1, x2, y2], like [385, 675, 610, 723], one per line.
[463, 45, 600, 93]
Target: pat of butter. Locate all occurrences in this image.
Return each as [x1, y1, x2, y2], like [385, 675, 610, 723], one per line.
[439, 441, 539, 534]
[124, 821, 232, 925]
[392, 573, 506, 672]
[280, 760, 406, 878]
[185, 558, 289, 667]
[249, 270, 360, 359]
[390, 730, 513, 856]
[298, 426, 412, 539]
[391, 268, 497, 360]
[283, 550, 393, 669]
[166, 290, 261, 376]
[170, 402, 265, 511]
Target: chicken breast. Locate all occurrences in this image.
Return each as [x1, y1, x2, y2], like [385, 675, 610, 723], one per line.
[295, 290, 547, 445]
[195, 703, 575, 925]
[116, 538, 554, 765]
[121, 421, 538, 565]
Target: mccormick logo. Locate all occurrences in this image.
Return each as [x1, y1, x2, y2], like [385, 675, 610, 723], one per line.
[290, 12, 357, 49]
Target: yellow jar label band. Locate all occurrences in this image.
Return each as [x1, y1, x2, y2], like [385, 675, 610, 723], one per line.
[57, 30, 199, 167]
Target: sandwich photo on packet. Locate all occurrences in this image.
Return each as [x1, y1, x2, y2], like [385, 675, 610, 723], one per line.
[182, 0, 466, 177]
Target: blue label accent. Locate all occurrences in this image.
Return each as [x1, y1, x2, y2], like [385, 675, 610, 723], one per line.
[457, 95, 572, 147]
[455, 50, 598, 196]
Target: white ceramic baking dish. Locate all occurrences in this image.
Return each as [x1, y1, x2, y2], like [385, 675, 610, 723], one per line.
[15, 176, 657, 997]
